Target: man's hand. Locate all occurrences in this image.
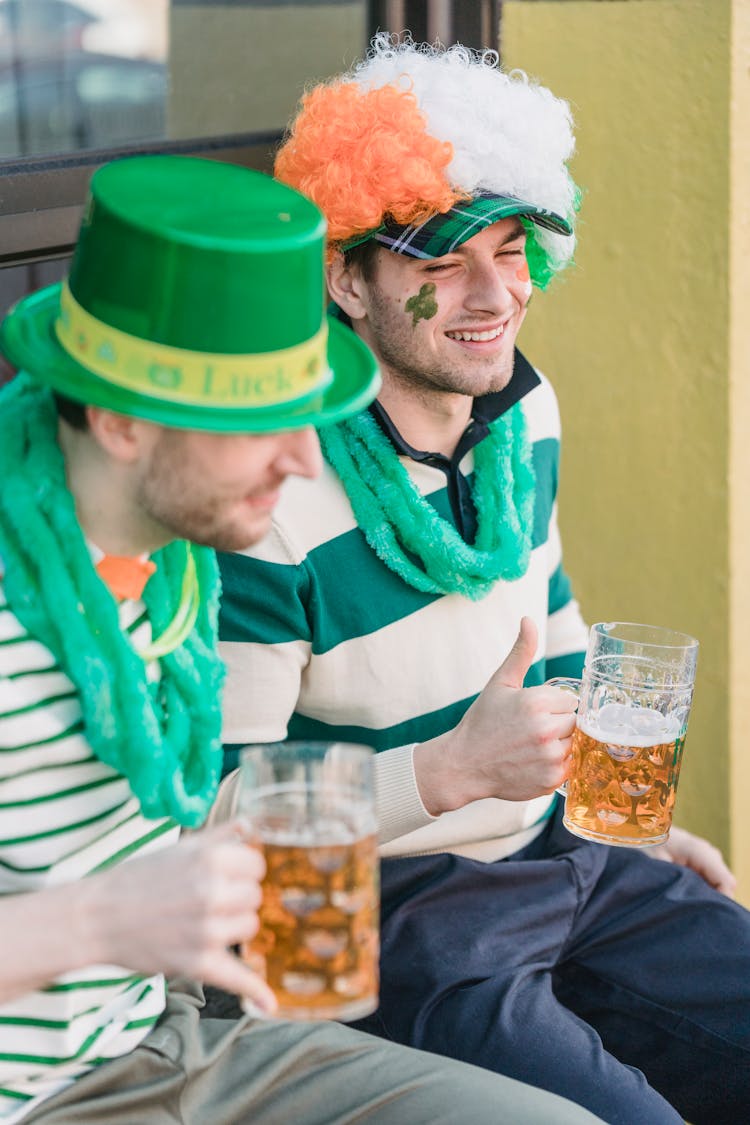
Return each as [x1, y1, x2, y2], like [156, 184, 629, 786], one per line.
[0, 822, 277, 1010]
[414, 617, 579, 815]
[83, 822, 277, 1011]
[648, 825, 736, 897]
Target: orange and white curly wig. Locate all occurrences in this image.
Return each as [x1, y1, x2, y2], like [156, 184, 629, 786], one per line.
[275, 35, 579, 280]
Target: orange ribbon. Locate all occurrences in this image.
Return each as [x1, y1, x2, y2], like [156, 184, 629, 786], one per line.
[96, 554, 157, 601]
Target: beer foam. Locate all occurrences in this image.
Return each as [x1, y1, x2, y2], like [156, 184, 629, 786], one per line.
[245, 784, 377, 846]
[258, 817, 360, 848]
[579, 702, 681, 747]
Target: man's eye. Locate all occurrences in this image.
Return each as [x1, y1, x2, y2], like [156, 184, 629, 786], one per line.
[423, 260, 458, 274]
[499, 246, 525, 258]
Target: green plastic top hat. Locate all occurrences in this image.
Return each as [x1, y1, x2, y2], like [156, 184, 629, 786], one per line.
[0, 155, 379, 431]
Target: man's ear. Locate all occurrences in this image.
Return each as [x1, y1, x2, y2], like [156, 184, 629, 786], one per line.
[327, 251, 370, 321]
[85, 407, 152, 464]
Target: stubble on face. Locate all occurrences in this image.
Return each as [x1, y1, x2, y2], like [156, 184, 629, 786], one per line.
[134, 429, 273, 553]
[351, 220, 534, 401]
[364, 276, 518, 400]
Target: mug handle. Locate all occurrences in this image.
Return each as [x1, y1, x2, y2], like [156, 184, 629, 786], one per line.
[545, 677, 581, 795]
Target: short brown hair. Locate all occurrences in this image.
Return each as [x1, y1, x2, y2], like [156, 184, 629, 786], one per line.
[342, 239, 381, 283]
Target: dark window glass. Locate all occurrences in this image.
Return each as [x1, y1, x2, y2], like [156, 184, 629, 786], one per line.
[0, 0, 500, 317]
[0, 1, 370, 160]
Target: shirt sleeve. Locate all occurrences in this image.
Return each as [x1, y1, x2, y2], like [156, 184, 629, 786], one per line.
[373, 744, 438, 843]
[218, 540, 437, 843]
[218, 537, 312, 745]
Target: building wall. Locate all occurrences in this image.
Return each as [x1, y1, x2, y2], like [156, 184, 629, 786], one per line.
[729, 0, 750, 906]
[503, 0, 750, 902]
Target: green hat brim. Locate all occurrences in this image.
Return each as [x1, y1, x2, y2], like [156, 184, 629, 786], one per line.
[0, 283, 380, 433]
[342, 192, 573, 259]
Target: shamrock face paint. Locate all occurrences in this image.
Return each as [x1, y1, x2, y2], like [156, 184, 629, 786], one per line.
[405, 283, 438, 327]
[354, 218, 530, 398]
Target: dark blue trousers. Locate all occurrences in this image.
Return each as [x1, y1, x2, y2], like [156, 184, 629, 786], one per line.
[353, 800, 750, 1125]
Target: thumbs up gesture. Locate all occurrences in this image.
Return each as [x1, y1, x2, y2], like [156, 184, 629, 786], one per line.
[414, 617, 579, 816]
[492, 615, 541, 690]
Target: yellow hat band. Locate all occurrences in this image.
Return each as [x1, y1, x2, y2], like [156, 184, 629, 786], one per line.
[55, 282, 332, 411]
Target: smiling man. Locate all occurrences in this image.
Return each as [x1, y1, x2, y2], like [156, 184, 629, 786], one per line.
[216, 37, 750, 1125]
[348, 218, 530, 395]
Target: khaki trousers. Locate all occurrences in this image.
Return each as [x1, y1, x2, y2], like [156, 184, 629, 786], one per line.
[24, 980, 603, 1124]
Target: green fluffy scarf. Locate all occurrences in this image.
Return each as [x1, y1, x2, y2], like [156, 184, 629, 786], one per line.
[319, 403, 535, 600]
[0, 374, 224, 827]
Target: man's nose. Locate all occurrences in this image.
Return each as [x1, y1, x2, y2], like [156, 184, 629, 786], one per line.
[464, 259, 516, 314]
[276, 425, 323, 480]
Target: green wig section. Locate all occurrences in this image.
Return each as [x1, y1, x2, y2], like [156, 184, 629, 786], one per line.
[521, 219, 555, 291]
[522, 182, 583, 291]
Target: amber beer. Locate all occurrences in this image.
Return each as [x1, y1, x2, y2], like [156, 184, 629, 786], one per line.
[238, 742, 379, 1021]
[563, 704, 685, 846]
[549, 622, 698, 847]
[241, 814, 379, 1020]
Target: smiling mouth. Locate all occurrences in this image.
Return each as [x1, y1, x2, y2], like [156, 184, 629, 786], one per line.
[445, 324, 505, 342]
[245, 489, 281, 511]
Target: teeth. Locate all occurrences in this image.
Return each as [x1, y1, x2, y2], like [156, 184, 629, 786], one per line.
[447, 326, 504, 342]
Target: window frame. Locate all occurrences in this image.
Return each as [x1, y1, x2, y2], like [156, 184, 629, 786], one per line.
[0, 131, 282, 267]
[0, 0, 502, 270]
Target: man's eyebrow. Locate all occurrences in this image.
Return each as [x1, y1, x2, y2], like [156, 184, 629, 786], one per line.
[497, 221, 527, 246]
[420, 221, 528, 267]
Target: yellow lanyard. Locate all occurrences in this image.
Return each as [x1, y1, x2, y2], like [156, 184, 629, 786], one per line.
[136, 549, 200, 662]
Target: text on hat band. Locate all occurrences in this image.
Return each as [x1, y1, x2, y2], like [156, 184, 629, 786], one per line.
[55, 282, 333, 410]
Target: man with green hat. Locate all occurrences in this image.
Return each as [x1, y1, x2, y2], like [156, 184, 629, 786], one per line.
[0, 153, 604, 1124]
[216, 36, 750, 1125]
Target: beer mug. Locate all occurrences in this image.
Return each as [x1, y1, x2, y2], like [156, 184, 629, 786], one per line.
[549, 622, 698, 847]
[237, 741, 379, 1021]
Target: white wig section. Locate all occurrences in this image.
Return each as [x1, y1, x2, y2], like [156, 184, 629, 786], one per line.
[351, 35, 578, 273]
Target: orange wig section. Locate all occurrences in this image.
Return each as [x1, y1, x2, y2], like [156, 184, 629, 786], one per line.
[275, 81, 462, 254]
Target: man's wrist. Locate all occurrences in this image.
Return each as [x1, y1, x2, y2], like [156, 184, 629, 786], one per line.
[413, 730, 475, 816]
[74, 867, 123, 969]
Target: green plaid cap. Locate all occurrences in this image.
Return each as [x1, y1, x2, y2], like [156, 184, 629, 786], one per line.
[343, 191, 572, 259]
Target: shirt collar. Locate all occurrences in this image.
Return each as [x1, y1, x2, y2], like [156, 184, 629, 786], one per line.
[328, 302, 540, 464]
[471, 349, 540, 423]
[369, 349, 539, 466]
[330, 299, 539, 461]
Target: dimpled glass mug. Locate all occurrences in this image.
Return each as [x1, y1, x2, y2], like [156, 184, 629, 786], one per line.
[237, 741, 379, 1021]
[548, 622, 699, 847]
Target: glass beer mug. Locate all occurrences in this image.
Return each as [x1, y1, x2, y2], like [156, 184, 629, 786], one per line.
[549, 622, 698, 847]
[237, 741, 379, 1021]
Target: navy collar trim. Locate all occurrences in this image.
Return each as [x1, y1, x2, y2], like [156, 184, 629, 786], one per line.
[327, 302, 540, 465]
[369, 349, 540, 467]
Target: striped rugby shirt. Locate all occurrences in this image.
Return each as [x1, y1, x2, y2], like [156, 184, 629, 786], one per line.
[218, 365, 589, 863]
[0, 578, 176, 1123]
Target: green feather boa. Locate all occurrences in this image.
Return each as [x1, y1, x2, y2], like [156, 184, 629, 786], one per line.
[0, 374, 224, 827]
[319, 403, 535, 600]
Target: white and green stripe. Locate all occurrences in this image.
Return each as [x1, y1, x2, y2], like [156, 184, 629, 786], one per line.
[0, 584, 175, 1122]
[219, 373, 588, 862]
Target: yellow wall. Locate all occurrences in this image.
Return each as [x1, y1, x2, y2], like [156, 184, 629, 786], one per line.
[503, 0, 750, 901]
[729, 0, 750, 904]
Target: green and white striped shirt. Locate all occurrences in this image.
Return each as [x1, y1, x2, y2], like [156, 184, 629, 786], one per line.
[218, 371, 588, 863]
[0, 582, 175, 1123]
